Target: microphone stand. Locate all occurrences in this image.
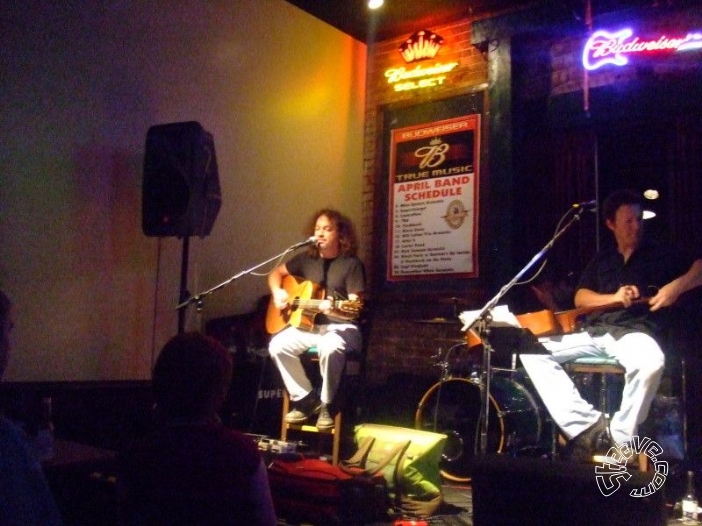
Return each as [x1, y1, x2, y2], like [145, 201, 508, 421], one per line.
[175, 240, 312, 317]
[464, 206, 588, 455]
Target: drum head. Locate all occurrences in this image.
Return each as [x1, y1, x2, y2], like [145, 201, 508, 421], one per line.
[414, 375, 542, 482]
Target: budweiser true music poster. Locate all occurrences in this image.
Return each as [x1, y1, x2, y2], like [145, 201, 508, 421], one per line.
[388, 114, 480, 281]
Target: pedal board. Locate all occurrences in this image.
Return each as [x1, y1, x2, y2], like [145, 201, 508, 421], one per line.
[258, 437, 297, 454]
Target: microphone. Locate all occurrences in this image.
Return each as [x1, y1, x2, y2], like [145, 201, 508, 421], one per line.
[289, 236, 317, 250]
[572, 200, 597, 210]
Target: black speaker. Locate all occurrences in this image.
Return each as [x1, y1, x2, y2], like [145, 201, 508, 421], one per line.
[142, 121, 222, 237]
[471, 455, 667, 526]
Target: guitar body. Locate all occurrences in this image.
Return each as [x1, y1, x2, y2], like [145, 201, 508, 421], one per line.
[515, 309, 561, 336]
[515, 308, 589, 335]
[266, 275, 322, 335]
[517, 298, 650, 336]
[554, 309, 584, 334]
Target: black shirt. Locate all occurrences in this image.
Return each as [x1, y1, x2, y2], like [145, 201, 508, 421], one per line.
[286, 252, 365, 324]
[577, 240, 694, 340]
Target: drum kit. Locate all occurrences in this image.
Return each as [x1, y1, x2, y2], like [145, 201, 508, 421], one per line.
[412, 204, 592, 481]
[412, 301, 548, 483]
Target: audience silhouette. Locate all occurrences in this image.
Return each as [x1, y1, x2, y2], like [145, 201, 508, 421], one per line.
[0, 291, 63, 526]
[118, 331, 277, 525]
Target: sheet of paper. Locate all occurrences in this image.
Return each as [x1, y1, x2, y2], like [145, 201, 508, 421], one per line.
[459, 304, 522, 332]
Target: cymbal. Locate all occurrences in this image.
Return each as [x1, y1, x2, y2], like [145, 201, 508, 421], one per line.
[434, 338, 470, 345]
[436, 297, 471, 306]
[414, 317, 461, 325]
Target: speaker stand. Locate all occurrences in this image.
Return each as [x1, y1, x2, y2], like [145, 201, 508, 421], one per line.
[178, 236, 191, 334]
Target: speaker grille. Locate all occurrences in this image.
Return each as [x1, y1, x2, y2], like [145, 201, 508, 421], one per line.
[142, 121, 221, 238]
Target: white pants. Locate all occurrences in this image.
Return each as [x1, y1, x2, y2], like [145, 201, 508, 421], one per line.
[520, 331, 664, 444]
[268, 323, 361, 404]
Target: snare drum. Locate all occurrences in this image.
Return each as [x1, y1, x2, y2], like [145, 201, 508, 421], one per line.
[414, 375, 543, 482]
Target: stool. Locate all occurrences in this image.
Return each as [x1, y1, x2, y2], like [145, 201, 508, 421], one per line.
[279, 347, 363, 465]
[565, 356, 648, 471]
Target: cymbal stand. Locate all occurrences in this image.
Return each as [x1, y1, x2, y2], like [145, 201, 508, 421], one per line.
[465, 205, 588, 456]
[429, 341, 467, 432]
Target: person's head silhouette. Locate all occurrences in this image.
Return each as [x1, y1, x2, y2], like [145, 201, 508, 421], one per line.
[152, 332, 232, 425]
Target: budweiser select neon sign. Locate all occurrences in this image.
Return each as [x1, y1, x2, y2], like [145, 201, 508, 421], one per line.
[583, 28, 702, 70]
[384, 29, 459, 92]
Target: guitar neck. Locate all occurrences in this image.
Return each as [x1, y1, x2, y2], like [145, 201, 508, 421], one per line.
[562, 297, 650, 318]
[554, 297, 650, 334]
[291, 298, 346, 310]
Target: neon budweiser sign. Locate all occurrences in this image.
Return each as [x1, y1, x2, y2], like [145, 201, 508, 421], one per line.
[582, 28, 702, 70]
[385, 29, 459, 92]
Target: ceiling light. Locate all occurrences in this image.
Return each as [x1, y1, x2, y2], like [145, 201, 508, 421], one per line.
[643, 189, 659, 200]
[643, 210, 656, 220]
[368, 0, 384, 9]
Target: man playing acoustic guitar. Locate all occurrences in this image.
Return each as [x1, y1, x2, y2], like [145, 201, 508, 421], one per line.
[267, 209, 365, 430]
[521, 189, 702, 462]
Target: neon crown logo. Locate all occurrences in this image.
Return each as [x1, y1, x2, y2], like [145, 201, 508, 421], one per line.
[400, 29, 444, 63]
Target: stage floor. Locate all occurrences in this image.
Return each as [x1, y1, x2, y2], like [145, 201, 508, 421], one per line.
[277, 478, 689, 525]
[276, 482, 473, 525]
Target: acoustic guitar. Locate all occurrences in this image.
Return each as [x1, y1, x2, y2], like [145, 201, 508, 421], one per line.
[516, 297, 650, 337]
[265, 275, 363, 335]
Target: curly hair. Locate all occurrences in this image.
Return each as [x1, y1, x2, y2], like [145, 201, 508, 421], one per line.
[304, 208, 358, 257]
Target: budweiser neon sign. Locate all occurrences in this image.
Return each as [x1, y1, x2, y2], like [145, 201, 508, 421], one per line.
[582, 28, 702, 70]
[385, 62, 459, 92]
[384, 29, 458, 91]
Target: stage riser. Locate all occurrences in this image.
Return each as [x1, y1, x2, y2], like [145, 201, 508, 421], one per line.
[472, 455, 667, 526]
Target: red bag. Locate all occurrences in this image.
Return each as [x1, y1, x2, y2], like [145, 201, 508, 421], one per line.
[268, 456, 389, 525]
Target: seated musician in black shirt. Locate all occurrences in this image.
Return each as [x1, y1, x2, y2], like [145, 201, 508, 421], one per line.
[520, 189, 702, 462]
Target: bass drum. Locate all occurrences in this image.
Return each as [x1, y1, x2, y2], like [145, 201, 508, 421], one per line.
[414, 375, 543, 482]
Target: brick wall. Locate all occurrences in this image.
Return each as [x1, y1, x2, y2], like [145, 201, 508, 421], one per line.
[360, 5, 702, 391]
[361, 19, 489, 388]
